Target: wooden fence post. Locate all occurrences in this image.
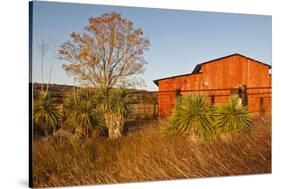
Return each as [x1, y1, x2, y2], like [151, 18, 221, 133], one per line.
[153, 96, 158, 120]
[241, 85, 248, 106]
[176, 88, 181, 97]
[211, 95, 215, 105]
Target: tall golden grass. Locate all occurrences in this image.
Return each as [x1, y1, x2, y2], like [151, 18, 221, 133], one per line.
[32, 119, 271, 187]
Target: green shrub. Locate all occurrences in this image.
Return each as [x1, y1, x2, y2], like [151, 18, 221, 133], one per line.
[214, 95, 252, 134]
[33, 92, 61, 136]
[165, 94, 215, 140]
[107, 88, 133, 118]
[96, 87, 133, 116]
[98, 88, 133, 138]
[63, 88, 104, 136]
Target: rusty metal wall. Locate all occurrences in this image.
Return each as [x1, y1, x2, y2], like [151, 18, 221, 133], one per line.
[157, 55, 272, 118]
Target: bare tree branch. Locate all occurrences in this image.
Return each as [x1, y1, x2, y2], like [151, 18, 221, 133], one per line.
[59, 12, 150, 90]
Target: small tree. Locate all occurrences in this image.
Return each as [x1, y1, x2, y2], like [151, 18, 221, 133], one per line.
[59, 12, 150, 138]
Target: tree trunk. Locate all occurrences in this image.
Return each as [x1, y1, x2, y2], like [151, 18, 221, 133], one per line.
[105, 112, 124, 139]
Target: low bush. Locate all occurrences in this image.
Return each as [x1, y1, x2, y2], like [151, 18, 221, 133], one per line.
[214, 95, 253, 135]
[164, 94, 215, 140]
[33, 92, 61, 136]
[164, 94, 253, 140]
[63, 88, 105, 137]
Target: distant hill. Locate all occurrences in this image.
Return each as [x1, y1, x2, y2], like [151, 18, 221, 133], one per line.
[32, 83, 74, 95]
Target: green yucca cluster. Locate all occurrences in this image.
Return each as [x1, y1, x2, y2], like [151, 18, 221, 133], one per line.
[33, 92, 61, 136]
[165, 94, 252, 140]
[166, 94, 214, 139]
[106, 89, 133, 118]
[63, 88, 104, 136]
[95, 87, 132, 116]
[214, 96, 252, 134]
[33, 87, 133, 138]
[97, 88, 133, 138]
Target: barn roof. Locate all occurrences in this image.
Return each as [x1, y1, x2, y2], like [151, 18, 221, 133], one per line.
[153, 53, 271, 86]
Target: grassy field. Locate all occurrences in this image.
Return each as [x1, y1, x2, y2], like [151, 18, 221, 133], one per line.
[32, 118, 271, 187]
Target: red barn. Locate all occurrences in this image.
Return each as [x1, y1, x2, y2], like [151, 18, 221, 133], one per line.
[153, 54, 272, 119]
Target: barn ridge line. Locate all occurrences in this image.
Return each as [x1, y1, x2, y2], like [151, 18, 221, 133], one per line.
[153, 53, 271, 86]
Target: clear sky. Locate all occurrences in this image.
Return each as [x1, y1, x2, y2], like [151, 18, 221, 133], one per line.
[31, 1, 272, 91]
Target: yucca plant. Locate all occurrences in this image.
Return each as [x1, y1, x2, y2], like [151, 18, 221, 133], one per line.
[63, 88, 104, 136]
[108, 89, 132, 118]
[165, 94, 215, 140]
[97, 87, 133, 138]
[33, 92, 61, 136]
[214, 95, 252, 134]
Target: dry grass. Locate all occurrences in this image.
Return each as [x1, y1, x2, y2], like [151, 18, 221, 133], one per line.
[32, 119, 271, 187]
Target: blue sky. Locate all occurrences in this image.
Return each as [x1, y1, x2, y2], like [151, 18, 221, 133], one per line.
[31, 1, 272, 91]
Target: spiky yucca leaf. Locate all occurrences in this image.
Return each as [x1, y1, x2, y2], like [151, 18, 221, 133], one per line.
[96, 87, 132, 117]
[94, 87, 133, 138]
[63, 88, 103, 135]
[33, 92, 61, 135]
[108, 89, 132, 118]
[214, 95, 252, 134]
[165, 94, 214, 139]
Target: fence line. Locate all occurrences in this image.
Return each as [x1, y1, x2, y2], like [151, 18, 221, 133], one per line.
[33, 85, 272, 119]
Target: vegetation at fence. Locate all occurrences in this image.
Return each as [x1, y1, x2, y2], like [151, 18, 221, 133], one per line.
[164, 94, 253, 140]
[63, 88, 104, 136]
[164, 94, 214, 140]
[58, 87, 133, 138]
[214, 95, 252, 134]
[33, 92, 61, 136]
[99, 88, 133, 138]
[32, 89, 271, 187]
[32, 118, 271, 187]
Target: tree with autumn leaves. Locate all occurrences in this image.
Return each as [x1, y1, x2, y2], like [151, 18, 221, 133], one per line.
[59, 12, 150, 138]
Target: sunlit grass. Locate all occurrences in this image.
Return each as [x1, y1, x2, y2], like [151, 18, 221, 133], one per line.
[33, 119, 271, 187]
